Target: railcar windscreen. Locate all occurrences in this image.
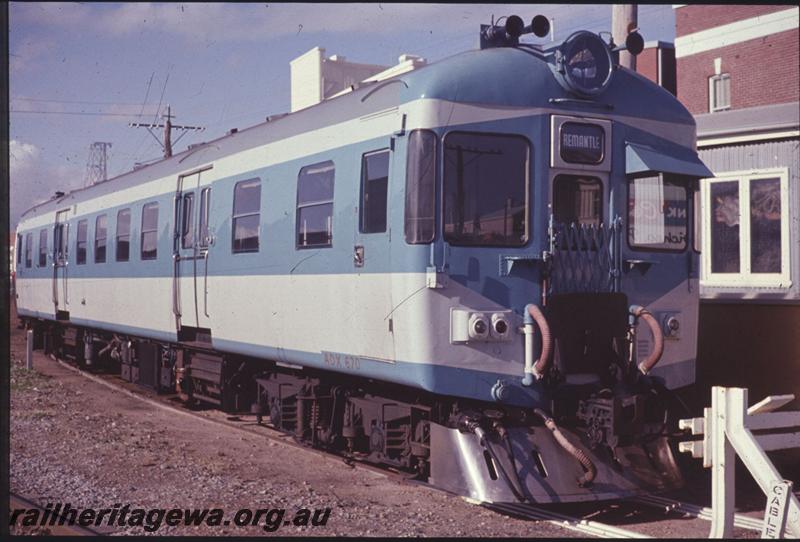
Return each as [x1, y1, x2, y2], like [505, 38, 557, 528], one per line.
[404, 130, 436, 244]
[553, 175, 602, 227]
[627, 174, 688, 252]
[443, 132, 529, 247]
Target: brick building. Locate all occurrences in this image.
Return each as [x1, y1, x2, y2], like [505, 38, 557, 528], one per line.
[673, 5, 800, 413]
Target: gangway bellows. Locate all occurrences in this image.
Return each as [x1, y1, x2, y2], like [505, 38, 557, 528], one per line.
[678, 386, 800, 538]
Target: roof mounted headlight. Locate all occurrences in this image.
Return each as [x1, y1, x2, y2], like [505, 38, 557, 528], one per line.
[556, 31, 614, 97]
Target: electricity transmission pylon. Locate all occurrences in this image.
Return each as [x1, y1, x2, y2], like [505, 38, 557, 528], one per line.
[84, 141, 112, 186]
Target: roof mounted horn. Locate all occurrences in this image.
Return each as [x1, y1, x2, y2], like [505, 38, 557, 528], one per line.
[480, 14, 552, 49]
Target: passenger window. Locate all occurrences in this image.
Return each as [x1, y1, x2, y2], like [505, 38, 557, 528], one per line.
[95, 214, 107, 263]
[76, 220, 88, 265]
[296, 161, 334, 248]
[405, 130, 437, 244]
[141, 202, 159, 260]
[25, 233, 33, 268]
[116, 209, 131, 262]
[360, 150, 390, 234]
[199, 188, 211, 248]
[232, 179, 260, 253]
[181, 193, 194, 249]
[553, 175, 603, 227]
[628, 174, 688, 251]
[38, 229, 47, 267]
[17, 234, 22, 265]
[443, 132, 529, 247]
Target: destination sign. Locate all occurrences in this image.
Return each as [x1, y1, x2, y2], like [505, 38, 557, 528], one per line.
[560, 122, 605, 164]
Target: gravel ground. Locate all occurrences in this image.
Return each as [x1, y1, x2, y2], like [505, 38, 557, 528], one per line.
[8, 306, 766, 538]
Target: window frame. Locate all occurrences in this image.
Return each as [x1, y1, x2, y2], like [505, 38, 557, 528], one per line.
[708, 73, 731, 113]
[199, 187, 211, 248]
[700, 168, 791, 288]
[116, 208, 131, 262]
[404, 129, 438, 245]
[359, 148, 390, 234]
[442, 130, 531, 248]
[76, 219, 88, 265]
[231, 178, 261, 254]
[38, 228, 48, 267]
[24, 233, 33, 269]
[94, 214, 108, 263]
[296, 161, 335, 249]
[626, 173, 690, 253]
[140, 202, 159, 261]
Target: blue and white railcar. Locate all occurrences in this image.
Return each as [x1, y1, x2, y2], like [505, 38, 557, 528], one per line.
[15, 16, 713, 503]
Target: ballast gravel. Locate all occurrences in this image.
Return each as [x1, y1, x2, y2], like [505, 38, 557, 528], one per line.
[8, 305, 762, 537]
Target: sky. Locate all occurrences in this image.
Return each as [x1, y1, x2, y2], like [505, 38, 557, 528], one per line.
[9, 2, 677, 226]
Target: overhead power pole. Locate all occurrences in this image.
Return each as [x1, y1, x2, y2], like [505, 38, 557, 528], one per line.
[129, 104, 204, 159]
[612, 4, 638, 71]
[84, 141, 112, 186]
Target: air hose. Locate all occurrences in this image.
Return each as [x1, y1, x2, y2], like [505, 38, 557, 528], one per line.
[629, 305, 664, 375]
[473, 426, 529, 503]
[533, 408, 597, 487]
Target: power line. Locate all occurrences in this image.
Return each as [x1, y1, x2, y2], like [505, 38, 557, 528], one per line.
[12, 97, 147, 106]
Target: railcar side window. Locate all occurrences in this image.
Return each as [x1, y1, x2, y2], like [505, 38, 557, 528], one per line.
[199, 188, 211, 248]
[360, 149, 389, 234]
[296, 162, 334, 248]
[17, 234, 22, 265]
[405, 130, 436, 244]
[443, 132, 529, 246]
[627, 175, 688, 251]
[38, 229, 47, 267]
[25, 233, 32, 268]
[76, 220, 88, 265]
[181, 193, 194, 249]
[553, 175, 603, 226]
[116, 209, 131, 262]
[141, 202, 159, 260]
[232, 179, 261, 253]
[95, 214, 108, 263]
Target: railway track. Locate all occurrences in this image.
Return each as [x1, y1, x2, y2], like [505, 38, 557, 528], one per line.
[47, 355, 761, 539]
[10, 492, 103, 536]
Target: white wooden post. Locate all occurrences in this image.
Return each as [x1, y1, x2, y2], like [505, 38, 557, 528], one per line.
[710, 387, 735, 538]
[26, 329, 34, 370]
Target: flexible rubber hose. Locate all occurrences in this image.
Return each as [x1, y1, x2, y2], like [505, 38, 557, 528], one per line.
[533, 408, 597, 487]
[631, 306, 664, 375]
[475, 427, 528, 503]
[527, 304, 552, 378]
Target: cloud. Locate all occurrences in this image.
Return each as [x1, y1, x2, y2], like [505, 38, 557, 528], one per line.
[9, 38, 57, 74]
[10, 139, 84, 226]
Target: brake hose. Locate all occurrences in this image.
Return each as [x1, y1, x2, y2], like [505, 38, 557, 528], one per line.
[533, 408, 597, 487]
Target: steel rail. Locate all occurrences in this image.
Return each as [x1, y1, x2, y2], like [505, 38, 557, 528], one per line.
[49, 355, 700, 539]
[633, 494, 763, 531]
[485, 502, 652, 538]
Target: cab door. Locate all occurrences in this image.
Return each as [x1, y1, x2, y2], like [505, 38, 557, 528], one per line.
[352, 146, 395, 360]
[173, 167, 214, 336]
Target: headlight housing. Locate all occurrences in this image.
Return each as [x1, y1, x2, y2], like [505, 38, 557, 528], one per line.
[557, 31, 614, 97]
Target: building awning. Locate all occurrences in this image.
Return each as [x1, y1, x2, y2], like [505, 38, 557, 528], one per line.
[626, 142, 714, 178]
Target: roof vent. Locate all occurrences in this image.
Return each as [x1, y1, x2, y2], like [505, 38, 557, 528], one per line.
[54, 191, 65, 199]
[228, 128, 238, 135]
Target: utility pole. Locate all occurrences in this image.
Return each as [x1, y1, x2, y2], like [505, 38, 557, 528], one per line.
[84, 141, 112, 186]
[129, 105, 204, 159]
[612, 4, 638, 71]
